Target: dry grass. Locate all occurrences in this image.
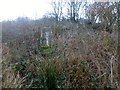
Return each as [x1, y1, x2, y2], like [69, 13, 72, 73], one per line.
[2, 46, 26, 88]
[2, 66, 26, 88]
[2, 23, 119, 89]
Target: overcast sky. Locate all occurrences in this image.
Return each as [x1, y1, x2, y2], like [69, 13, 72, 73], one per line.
[0, 0, 113, 22]
[0, 0, 52, 21]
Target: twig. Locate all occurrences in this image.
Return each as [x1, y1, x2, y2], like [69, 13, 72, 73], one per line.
[96, 72, 106, 79]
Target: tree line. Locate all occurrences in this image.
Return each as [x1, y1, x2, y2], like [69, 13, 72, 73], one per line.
[49, 0, 119, 33]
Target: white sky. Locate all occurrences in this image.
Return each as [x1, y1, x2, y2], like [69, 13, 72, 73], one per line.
[0, 0, 52, 21]
[0, 0, 119, 21]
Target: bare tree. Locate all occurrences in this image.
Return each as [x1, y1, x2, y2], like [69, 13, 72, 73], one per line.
[50, 0, 64, 22]
[66, 0, 82, 22]
[85, 2, 118, 33]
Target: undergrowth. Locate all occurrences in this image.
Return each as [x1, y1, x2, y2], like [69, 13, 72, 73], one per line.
[2, 24, 119, 89]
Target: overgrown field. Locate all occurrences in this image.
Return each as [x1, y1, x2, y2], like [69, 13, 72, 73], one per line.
[2, 22, 119, 89]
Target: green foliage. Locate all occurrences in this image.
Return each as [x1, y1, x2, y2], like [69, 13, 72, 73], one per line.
[90, 74, 99, 88]
[13, 55, 27, 75]
[101, 35, 112, 45]
[104, 81, 112, 88]
[12, 55, 39, 87]
[37, 60, 65, 88]
[38, 45, 54, 58]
